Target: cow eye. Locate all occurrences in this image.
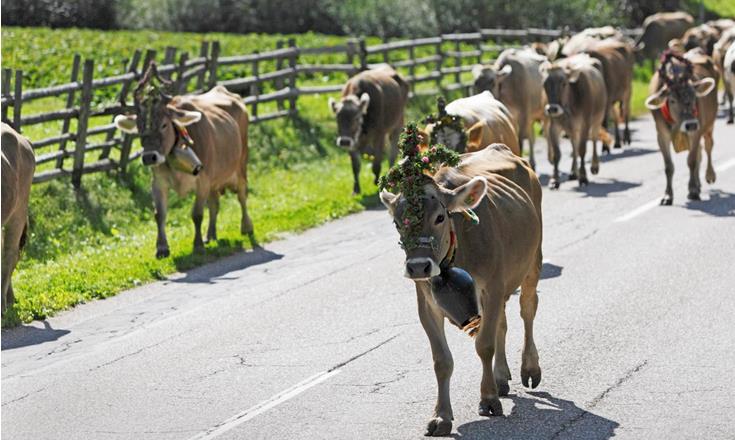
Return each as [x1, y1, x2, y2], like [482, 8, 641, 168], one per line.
[160, 121, 168, 129]
[435, 214, 445, 224]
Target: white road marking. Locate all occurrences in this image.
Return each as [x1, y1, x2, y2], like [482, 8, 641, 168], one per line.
[188, 368, 342, 440]
[715, 157, 735, 173]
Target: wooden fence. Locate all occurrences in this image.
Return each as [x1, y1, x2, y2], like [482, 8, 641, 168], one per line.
[0, 27, 640, 187]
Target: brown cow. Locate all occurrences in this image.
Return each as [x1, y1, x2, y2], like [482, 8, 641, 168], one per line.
[1, 123, 35, 312]
[542, 54, 608, 188]
[115, 64, 254, 258]
[380, 143, 542, 436]
[645, 50, 718, 205]
[423, 91, 520, 155]
[472, 47, 548, 169]
[635, 12, 694, 63]
[561, 26, 627, 57]
[329, 66, 409, 194]
[681, 24, 721, 56]
[585, 39, 635, 150]
[713, 27, 735, 122]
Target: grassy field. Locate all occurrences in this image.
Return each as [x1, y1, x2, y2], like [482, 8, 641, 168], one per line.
[2, 27, 654, 326]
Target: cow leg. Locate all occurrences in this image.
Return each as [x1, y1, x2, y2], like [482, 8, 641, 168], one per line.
[728, 92, 734, 125]
[494, 303, 511, 397]
[237, 178, 256, 247]
[686, 134, 703, 201]
[526, 120, 537, 171]
[569, 128, 579, 181]
[520, 254, 542, 389]
[576, 130, 589, 186]
[192, 186, 208, 253]
[206, 191, 220, 243]
[152, 177, 170, 258]
[349, 151, 361, 195]
[623, 96, 632, 144]
[476, 284, 504, 417]
[388, 127, 400, 166]
[657, 130, 675, 205]
[704, 131, 716, 184]
[590, 138, 600, 175]
[372, 137, 386, 185]
[547, 122, 562, 189]
[601, 109, 611, 154]
[1, 215, 24, 312]
[416, 284, 454, 437]
[613, 105, 622, 149]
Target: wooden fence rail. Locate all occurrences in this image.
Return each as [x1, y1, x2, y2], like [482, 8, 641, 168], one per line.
[0, 27, 641, 187]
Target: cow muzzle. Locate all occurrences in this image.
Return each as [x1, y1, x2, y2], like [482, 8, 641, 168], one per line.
[405, 257, 441, 280]
[141, 151, 165, 166]
[336, 136, 355, 149]
[545, 104, 564, 117]
[682, 118, 700, 132]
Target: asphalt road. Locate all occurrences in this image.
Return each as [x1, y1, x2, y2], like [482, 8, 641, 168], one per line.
[3, 111, 735, 440]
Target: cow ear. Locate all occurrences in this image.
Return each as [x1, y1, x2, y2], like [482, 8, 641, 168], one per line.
[328, 97, 338, 114]
[167, 105, 202, 127]
[471, 64, 485, 79]
[379, 190, 398, 215]
[114, 114, 138, 134]
[446, 176, 487, 213]
[497, 64, 513, 80]
[359, 93, 370, 114]
[567, 68, 582, 83]
[693, 77, 715, 97]
[645, 87, 669, 110]
[466, 122, 484, 150]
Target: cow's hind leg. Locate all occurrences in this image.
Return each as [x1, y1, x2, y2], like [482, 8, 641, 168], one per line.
[476, 284, 504, 417]
[526, 119, 537, 171]
[206, 191, 220, 243]
[1, 215, 24, 312]
[416, 285, 454, 437]
[547, 122, 562, 189]
[494, 303, 511, 396]
[576, 129, 589, 186]
[520, 253, 542, 389]
[590, 138, 600, 175]
[237, 179, 256, 247]
[687, 133, 703, 201]
[372, 136, 386, 185]
[704, 131, 716, 185]
[388, 126, 400, 166]
[728, 92, 734, 124]
[192, 187, 208, 253]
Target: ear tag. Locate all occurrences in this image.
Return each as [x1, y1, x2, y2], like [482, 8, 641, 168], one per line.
[461, 209, 479, 225]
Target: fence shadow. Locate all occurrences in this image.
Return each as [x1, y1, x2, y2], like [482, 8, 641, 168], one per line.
[685, 190, 735, 217]
[1, 321, 70, 350]
[172, 245, 283, 284]
[453, 391, 619, 440]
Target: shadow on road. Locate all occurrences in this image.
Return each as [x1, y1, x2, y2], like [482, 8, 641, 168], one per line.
[172, 247, 284, 284]
[1, 321, 70, 350]
[599, 147, 656, 163]
[575, 179, 641, 198]
[685, 190, 735, 217]
[541, 262, 563, 280]
[453, 391, 618, 440]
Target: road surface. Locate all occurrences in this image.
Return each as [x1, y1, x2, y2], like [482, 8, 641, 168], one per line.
[3, 112, 735, 440]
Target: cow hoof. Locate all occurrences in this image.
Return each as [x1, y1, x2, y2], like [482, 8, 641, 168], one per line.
[478, 397, 503, 417]
[156, 248, 170, 259]
[568, 173, 577, 181]
[521, 366, 542, 389]
[614, 142, 622, 149]
[728, 119, 734, 125]
[660, 195, 673, 206]
[591, 164, 599, 175]
[496, 379, 510, 397]
[425, 417, 452, 436]
[602, 144, 610, 154]
[706, 171, 716, 184]
[578, 176, 589, 186]
[549, 179, 560, 190]
[687, 192, 701, 201]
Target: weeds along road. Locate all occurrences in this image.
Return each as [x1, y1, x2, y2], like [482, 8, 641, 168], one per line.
[3, 111, 735, 440]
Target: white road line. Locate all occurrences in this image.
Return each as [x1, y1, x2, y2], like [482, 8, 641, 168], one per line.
[188, 368, 342, 440]
[614, 198, 661, 222]
[715, 157, 735, 173]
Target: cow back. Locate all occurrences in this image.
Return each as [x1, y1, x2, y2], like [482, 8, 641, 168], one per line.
[342, 68, 408, 142]
[494, 49, 547, 123]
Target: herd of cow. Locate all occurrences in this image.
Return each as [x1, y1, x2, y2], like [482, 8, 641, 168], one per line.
[1, 10, 734, 436]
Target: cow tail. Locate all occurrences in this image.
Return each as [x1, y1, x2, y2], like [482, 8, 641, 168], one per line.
[19, 219, 28, 251]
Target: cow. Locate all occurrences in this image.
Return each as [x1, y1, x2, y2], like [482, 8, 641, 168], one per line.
[681, 24, 721, 56]
[472, 48, 548, 169]
[635, 12, 694, 64]
[114, 64, 255, 258]
[724, 43, 735, 124]
[713, 27, 735, 122]
[423, 92, 519, 156]
[329, 66, 409, 194]
[585, 39, 635, 150]
[561, 26, 626, 57]
[645, 49, 718, 205]
[1, 123, 35, 312]
[542, 54, 608, 189]
[707, 18, 735, 35]
[380, 143, 542, 436]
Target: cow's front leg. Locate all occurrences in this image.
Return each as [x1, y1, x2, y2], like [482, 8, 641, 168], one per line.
[494, 303, 511, 396]
[349, 151, 361, 195]
[526, 120, 537, 171]
[686, 133, 703, 201]
[703, 132, 716, 184]
[568, 127, 579, 181]
[547, 122, 562, 189]
[416, 284, 454, 436]
[206, 191, 220, 243]
[476, 285, 504, 417]
[388, 127, 401, 166]
[576, 130, 589, 186]
[727, 93, 734, 124]
[152, 178, 170, 258]
[657, 130, 675, 205]
[520, 263, 542, 388]
[192, 187, 208, 253]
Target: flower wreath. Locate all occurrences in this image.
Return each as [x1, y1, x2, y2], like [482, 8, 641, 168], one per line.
[423, 97, 467, 153]
[658, 49, 694, 91]
[378, 122, 460, 250]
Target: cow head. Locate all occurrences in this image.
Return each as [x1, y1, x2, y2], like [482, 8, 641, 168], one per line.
[423, 97, 467, 152]
[328, 93, 369, 150]
[645, 53, 715, 132]
[114, 63, 201, 166]
[471, 64, 512, 96]
[380, 177, 486, 280]
[541, 62, 579, 118]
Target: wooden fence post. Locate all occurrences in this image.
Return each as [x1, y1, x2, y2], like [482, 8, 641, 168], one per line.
[287, 38, 298, 116]
[13, 70, 23, 132]
[71, 59, 94, 189]
[208, 41, 220, 88]
[275, 40, 285, 111]
[358, 38, 368, 71]
[453, 38, 462, 86]
[408, 44, 416, 95]
[435, 37, 444, 92]
[142, 49, 157, 72]
[250, 52, 259, 121]
[1, 68, 11, 124]
[117, 50, 142, 170]
[382, 37, 390, 64]
[196, 41, 210, 91]
[163, 46, 177, 79]
[175, 51, 189, 93]
[57, 54, 82, 168]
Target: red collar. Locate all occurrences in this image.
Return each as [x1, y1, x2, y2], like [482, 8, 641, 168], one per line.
[661, 100, 698, 126]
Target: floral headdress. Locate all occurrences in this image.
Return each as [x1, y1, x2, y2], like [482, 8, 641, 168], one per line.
[423, 97, 467, 153]
[658, 49, 694, 91]
[378, 122, 460, 250]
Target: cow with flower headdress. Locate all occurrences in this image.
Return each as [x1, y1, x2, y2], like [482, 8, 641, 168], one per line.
[114, 63, 255, 258]
[379, 124, 543, 436]
[645, 49, 718, 205]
